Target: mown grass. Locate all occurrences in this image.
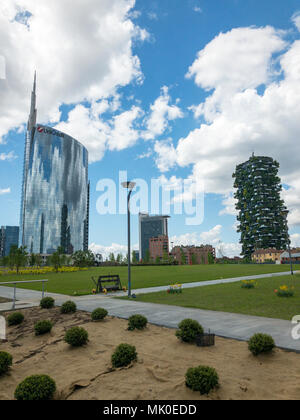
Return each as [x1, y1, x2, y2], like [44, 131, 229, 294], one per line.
[130, 274, 300, 320]
[0, 264, 295, 296]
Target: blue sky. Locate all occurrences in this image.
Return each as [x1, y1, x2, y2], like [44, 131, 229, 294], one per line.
[1, 0, 300, 257]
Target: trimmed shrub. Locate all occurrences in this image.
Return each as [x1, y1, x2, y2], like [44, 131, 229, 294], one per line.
[7, 312, 24, 326]
[176, 319, 204, 343]
[64, 327, 88, 347]
[14, 375, 56, 400]
[111, 343, 137, 368]
[60, 301, 77, 314]
[34, 320, 53, 336]
[40, 297, 55, 309]
[0, 352, 13, 376]
[128, 314, 148, 331]
[185, 366, 219, 395]
[91, 307, 108, 321]
[248, 333, 275, 356]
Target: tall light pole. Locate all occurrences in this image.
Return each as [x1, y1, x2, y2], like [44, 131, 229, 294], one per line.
[122, 181, 136, 297]
[281, 209, 293, 276]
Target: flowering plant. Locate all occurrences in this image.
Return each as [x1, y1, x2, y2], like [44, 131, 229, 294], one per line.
[274, 285, 295, 298]
[167, 284, 182, 294]
[241, 280, 257, 289]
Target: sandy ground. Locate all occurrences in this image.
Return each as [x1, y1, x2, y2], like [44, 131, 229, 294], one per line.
[0, 307, 299, 400]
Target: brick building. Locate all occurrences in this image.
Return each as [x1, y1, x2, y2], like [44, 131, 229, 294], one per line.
[149, 236, 169, 262]
[171, 245, 215, 265]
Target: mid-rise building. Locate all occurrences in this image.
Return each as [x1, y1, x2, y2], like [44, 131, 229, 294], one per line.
[0, 226, 20, 257]
[139, 213, 169, 261]
[252, 248, 283, 263]
[233, 154, 289, 259]
[171, 245, 215, 265]
[149, 235, 169, 262]
[19, 74, 89, 255]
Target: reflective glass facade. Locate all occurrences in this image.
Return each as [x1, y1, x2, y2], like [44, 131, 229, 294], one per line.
[19, 125, 89, 254]
[0, 226, 19, 257]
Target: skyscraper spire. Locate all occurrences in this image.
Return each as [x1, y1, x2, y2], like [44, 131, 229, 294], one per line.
[27, 71, 37, 131]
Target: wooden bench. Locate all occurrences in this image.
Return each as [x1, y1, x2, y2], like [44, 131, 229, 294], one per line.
[92, 275, 122, 293]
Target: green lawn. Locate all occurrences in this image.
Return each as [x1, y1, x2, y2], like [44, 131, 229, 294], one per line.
[129, 274, 300, 320]
[0, 264, 296, 296]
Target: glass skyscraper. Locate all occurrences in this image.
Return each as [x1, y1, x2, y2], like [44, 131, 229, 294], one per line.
[19, 74, 89, 254]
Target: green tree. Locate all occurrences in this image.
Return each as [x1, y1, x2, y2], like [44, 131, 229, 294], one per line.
[9, 246, 28, 274]
[116, 254, 123, 264]
[49, 248, 66, 272]
[144, 249, 150, 264]
[208, 252, 215, 265]
[191, 253, 197, 265]
[72, 250, 95, 267]
[162, 250, 169, 264]
[109, 253, 116, 263]
[131, 251, 137, 264]
[155, 256, 161, 264]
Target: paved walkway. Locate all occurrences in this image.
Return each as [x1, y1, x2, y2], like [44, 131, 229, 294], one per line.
[0, 271, 299, 352]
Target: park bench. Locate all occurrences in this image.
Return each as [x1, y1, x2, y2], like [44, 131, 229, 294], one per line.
[92, 275, 122, 294]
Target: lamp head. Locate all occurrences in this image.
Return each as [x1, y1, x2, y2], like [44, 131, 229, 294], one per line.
[122, 181, 136, 190]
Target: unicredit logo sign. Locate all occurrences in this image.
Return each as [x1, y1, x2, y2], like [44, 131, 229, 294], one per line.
[37, 126, 64, 138]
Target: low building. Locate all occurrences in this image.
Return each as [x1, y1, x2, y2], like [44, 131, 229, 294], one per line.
[252, 248, 283, 263]
[280, 251, 300, 264]
[149, 236, 169, 262]
[171, 245, 215, 265]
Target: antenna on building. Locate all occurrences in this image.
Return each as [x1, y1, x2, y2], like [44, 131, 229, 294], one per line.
[27, 71, 37, 131]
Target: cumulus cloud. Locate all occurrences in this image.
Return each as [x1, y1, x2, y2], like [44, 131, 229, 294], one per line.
[0, 0, 146, 145]
[155, 24, 300, 226]
[143, 86, 183, 141]
[292, 11, 300, 32]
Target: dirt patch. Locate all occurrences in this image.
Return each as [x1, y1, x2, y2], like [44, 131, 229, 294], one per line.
[0, 307, 299, 400]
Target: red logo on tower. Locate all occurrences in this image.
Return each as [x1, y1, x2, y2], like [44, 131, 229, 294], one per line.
[37, 126, 44, 133]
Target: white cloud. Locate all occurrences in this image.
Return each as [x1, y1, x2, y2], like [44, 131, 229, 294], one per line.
[143, 86, 183, 141]
[291, 233, 300, 248]
[219, 193, 237, 216]
[200, 224, 222, 244]
[0, 188, 11, 195]
[0, 0, 146, 145]
[0, 151, 17, 161]
[154, 140, 177, 172]
[292, 11, 300, 32]
[89, 242, 138, 259]
[193, 7, 202, 13]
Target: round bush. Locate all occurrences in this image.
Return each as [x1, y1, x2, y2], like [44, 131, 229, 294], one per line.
[91, 307, 108, 321]
[7, 312, 24, 326]
[128, 314, 148, 331]
[111, 343, 137, 368]
[14, 375, 56, 400]
[40, 297, 55, 309]
[0, 352, 13, 376]
[60, 301, 77, 314]
[64, 327, 88, 347]
[34, 320, 53, 336]
[185, 366, 219, 395]
[175, 319, 204, 343]
[248, 333, 275, 356]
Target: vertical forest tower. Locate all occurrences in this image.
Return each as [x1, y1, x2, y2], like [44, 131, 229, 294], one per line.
[233, 155, 289, 259]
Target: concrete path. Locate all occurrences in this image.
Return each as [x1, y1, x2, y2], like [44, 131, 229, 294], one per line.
[110, 270, 298, 297]
[0, 277, 300, 352]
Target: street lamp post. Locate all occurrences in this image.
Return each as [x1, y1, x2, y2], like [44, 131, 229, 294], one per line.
[281, 209, 293, 276]
[122, 181, 136, 297]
